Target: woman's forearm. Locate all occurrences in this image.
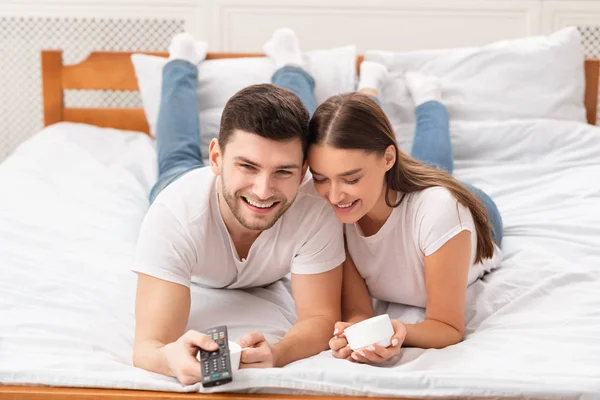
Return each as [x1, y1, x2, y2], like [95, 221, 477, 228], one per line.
[403, 318, 464, 349]
[340, 254, 376, 324]
[344, 311, 375, 325]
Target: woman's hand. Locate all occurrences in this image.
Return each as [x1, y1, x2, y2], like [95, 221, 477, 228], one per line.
[350, 319, 407, 365]
[329, 321, 354, 361]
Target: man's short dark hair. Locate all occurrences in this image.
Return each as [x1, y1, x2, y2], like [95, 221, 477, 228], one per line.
[218, 84, 310, 158]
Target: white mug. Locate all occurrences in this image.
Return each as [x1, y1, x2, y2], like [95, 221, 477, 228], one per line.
[343, 314, 395, 350]
[227, 340, 242, 373]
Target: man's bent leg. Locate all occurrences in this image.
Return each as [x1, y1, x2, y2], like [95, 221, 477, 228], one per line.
[272, 66, 316, 117]
[150, 59, 203, 203]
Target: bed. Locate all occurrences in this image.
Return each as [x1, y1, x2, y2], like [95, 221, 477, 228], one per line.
[1, 34, 600, 399]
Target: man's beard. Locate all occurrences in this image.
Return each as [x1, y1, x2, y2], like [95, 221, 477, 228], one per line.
[220, 177, 293, 231]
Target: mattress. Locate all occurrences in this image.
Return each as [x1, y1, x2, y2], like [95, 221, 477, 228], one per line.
[1, 120, 600, 398]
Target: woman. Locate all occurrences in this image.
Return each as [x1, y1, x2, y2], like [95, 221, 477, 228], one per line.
[265, 29, 503, 365]
[312, 76, 503, 364]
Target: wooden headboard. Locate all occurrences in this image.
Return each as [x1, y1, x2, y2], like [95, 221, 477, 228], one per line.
[42, 50, 600, 133]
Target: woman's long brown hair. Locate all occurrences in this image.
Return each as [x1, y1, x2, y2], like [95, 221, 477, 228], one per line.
[308, 93, 495, 263]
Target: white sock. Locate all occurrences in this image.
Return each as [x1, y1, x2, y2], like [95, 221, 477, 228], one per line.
[357, 61, 388, 93]
[405, 71, 442, 106]
[263, 28, 304, 69]
[168, 32, 208, 65]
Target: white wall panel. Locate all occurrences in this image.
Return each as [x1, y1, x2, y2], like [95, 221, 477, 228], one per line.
[212, 0, 541, 52]
[543, 1, 600, 33]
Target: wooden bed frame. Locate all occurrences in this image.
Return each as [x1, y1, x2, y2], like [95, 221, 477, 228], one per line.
[1, 50, 599, 400]
[40, 50, 600, 132]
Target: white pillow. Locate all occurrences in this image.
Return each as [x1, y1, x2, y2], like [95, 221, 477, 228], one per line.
[131, 47, 357, 162]
[365, 27, 587, 127]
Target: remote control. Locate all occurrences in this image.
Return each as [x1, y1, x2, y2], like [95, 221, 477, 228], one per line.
[198, 325, 233, 387]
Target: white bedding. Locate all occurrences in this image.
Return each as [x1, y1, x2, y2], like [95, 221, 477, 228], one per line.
[1, 120, 600, 399]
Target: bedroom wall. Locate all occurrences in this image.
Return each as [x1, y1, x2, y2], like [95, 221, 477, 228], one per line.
[0, 0, 599, 162]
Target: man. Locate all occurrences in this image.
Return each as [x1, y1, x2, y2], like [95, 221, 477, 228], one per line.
[132, 31, 344, 385]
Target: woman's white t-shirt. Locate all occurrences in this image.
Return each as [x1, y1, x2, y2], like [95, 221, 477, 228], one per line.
[345, 187, 502, 308]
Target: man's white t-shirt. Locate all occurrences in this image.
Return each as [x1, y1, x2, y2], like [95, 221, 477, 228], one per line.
[133, 167, 345, 289]
[345, 187, 502, 308]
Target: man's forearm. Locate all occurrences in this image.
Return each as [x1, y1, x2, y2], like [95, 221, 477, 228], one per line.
[133, 340, 172, 377]
[271, 316, 335, 367]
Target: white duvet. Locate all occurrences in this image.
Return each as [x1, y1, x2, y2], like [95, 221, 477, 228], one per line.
[1, 119, 600, 399]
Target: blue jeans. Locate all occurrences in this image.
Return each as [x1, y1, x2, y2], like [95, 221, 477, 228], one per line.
[149, 62, 315, 203]
[368, 96, 502, 246]
[411, 101, 503, 247]
[272, 66, 316, 117]
[394, 98, 503, 246]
